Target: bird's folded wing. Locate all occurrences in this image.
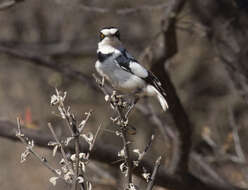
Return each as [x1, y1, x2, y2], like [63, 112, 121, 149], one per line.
[115, 48, 148, 79]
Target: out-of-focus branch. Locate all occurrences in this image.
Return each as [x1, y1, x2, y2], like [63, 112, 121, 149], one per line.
[190, 0, 248, 103]
[137, 103, 229, 186]
[189, 0, 248, 173]
[152, 62, 192, 174]
[139, 0, 191, 175]
[0, 44, 99, 91]
[0, 0, 23, 10]
[146, 156, 162, 190]
[228, 109, 246, 164]
[190, 152, 228, 186]
[0, 40, 95, 57]
[0, 0, 15, 10]
[136, 103, 180, 174]
[78, 3, 168, 15]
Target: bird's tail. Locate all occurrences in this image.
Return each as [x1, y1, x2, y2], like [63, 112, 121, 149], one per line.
[145, 84, 169, 111]
[156, 90, 169, 111]
[145, 71, 169, 111]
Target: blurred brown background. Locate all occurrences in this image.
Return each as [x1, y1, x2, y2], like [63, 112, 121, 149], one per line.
[0, 0, 248, 189]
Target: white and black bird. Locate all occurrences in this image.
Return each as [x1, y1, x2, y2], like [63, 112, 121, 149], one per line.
[95, 27, 168, 111]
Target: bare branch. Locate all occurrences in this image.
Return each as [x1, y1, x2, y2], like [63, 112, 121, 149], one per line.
[89, 124, 102, 152]
[50, 89, 93, 190]
[16, 118, 64, 181]
[146, 156, 162, 190]
[79, 111, 93, 134]
[48, 123, 73, 173]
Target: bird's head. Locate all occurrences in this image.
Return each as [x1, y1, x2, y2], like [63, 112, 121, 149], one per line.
[98, 27, 121, 47]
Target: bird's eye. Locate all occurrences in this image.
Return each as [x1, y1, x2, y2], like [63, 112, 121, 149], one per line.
[100, 33, 105, 40]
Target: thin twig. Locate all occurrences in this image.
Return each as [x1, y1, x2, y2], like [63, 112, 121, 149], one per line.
[146, 156, 162, 190]
[79, 111, 93, 134]
[16, 118, 63, 180]
[89, 124, 102, 152]
[48, 123, 73, 172]
[133, 134, 155, 168]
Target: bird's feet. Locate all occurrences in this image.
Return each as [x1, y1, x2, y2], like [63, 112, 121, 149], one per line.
[93, 74, 105, 87]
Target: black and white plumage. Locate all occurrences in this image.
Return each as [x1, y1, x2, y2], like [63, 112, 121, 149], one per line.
[95, 27, 168, 111]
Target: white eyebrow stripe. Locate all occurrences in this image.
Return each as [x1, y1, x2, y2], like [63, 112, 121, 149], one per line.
[110, 28, 118, 34]
[101, 28, 118, 35]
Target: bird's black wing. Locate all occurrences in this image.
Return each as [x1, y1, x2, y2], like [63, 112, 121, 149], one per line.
[115, 48, 149, 78]
[115, 52, 133, 73]
[115, 48, 166, 95]
[144, 71, 167, 96]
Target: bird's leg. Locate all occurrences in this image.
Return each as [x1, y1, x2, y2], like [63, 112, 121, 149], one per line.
[93, 74, 105, 87]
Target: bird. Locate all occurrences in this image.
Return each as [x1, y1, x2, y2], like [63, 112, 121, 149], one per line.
[95, 27, 168, 111]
